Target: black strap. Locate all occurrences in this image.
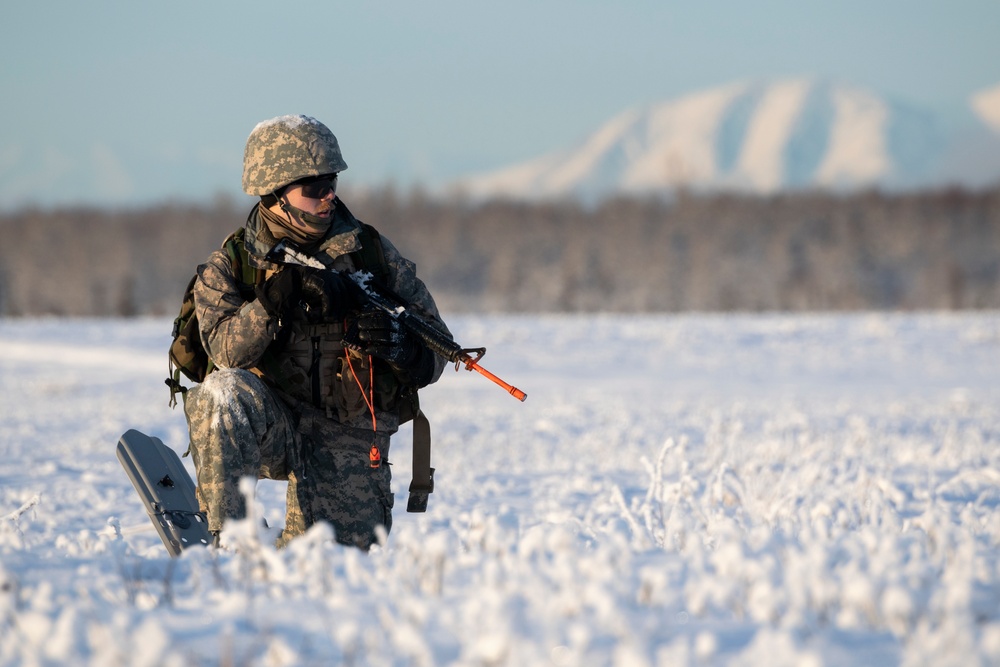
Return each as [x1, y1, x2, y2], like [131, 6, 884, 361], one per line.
[406, 409, 434, 512]
[349, 222, 390, 286]
[224, 227, 262, 291]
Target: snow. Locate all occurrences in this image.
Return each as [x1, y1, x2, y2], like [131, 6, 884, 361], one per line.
[629, 82, 750, 189]
[2, 312, 1000, 665]
[250, 114, 318, 134]
[814, 86, 890, 187]
[972, 83, 1000, 135]
[733, 79, 812, 192]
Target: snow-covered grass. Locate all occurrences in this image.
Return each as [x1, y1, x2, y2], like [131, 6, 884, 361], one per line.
[1, 312, 999, 666]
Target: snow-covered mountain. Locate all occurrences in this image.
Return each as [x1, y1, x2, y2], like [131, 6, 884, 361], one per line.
[972, 82, 1000, 134]
[455, 78, 1000, 201]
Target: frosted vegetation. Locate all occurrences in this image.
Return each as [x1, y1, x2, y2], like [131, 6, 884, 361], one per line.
[1, 313, 999, 665]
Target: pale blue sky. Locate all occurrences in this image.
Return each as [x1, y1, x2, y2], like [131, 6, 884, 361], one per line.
[1, 1, 997, 209]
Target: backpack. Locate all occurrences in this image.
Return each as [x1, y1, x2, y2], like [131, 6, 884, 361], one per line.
[165, 228, 260, 407]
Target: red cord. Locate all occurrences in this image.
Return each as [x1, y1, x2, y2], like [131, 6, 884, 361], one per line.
[345, 350, 379, 467]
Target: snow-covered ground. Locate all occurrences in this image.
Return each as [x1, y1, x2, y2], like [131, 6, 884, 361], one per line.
[1, 312, 999, 666]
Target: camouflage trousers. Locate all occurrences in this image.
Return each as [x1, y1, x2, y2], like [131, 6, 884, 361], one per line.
[183, 368, 394, 549]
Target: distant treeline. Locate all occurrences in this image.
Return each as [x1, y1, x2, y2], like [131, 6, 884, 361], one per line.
[1, 186, 998, 316]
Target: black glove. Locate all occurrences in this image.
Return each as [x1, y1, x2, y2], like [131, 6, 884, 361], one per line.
[256, 266, 362, 324]
[255, 267, 302, 320]
[356, 309, 435, 386]
[298, 268, 364, 323]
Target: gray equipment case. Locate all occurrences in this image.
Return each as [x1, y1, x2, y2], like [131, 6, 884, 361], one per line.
[117, 429, 211, 556]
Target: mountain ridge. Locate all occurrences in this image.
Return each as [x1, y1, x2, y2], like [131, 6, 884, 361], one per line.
[453, 78, 1000, 202]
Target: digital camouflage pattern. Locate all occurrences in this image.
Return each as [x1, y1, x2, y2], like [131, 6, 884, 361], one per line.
[186, 196, 450, 548]
[184, 368, 394, 549]
[242, 115, 348, 196]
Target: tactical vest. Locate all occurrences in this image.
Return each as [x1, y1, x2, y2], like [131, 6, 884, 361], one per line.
[168, 222, 395, 408]
[227, 225, 415, 427]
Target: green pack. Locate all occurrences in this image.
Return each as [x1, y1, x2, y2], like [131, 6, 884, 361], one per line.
[165, 224, 389, 407]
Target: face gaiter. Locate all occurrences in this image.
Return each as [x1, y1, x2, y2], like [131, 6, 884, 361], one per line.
[259, 199, 331, 247]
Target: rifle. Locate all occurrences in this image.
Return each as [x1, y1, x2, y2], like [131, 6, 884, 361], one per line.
[269, 239, 527, 402]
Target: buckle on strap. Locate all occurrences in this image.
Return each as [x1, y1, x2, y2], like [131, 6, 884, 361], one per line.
[406, 409, 432, 513]
[406, 468, 434, 513]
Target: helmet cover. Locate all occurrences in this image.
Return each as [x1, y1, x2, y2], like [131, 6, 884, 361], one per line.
[242, 115, 348, 196]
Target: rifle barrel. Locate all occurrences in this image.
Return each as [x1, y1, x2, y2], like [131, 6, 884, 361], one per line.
[460, 355, 528, 401]
[403, 313, 528, 402]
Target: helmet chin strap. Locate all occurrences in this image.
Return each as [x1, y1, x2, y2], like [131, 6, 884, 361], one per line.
[277, 194, 333, 231]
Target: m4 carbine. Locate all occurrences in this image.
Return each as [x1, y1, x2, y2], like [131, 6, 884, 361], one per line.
[270, 239, 527, 402]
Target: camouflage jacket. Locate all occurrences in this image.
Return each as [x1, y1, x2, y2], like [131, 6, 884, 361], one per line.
[192, 198, 450, 434]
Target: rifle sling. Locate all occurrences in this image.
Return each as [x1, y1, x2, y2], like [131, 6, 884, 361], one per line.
[406, 409, 434, 513]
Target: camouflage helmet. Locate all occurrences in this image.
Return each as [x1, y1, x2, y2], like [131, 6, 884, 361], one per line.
[241, 115, 348, 196]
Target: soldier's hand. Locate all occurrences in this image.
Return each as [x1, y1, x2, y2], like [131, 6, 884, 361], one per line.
[256, 266, 362, 323]
[356, 309, 418, 366]
[355, 309, 435, 387]
[255, 267, 303, 320]
[298, 268, 364, 323]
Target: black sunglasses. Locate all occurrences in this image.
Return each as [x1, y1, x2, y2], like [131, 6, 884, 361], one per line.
[295, 174, 338, 199]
